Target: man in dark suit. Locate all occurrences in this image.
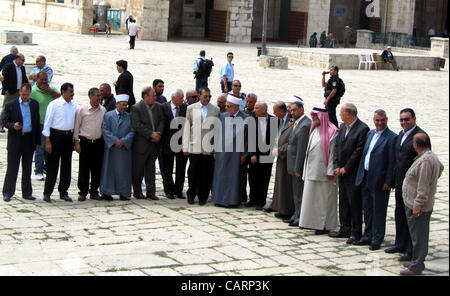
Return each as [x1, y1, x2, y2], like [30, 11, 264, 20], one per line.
[114, 60, 135, 112]
[161, 89, 188, 199]
[284, 99, 311, 226]
[99, 83, 116, 112]
[130, 86, 164, 200]
[381, 46, 399, 71]
[0, 46, 18, 71]
[354, 109, 397, 250]
[384, 108, 429, 261]
[329, 103, 370, 244]
[246, 101, 277, 210]
[2, 84, 41, 201]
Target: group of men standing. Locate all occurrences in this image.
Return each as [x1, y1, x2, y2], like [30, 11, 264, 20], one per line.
[0, 46, 444, 276]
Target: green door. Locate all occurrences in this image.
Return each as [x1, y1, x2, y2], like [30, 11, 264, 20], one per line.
[107, 9, 121, 31]
[279, 0, 291, 40]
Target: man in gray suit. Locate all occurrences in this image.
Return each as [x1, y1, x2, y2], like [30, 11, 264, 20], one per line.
[284, 98, 312, 226]
[130, 86, 164, 200]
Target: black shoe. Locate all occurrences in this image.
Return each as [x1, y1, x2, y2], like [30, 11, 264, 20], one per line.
[199, 200, 207, 206]
[274, 213, 290, 219]
[255, 205, 264, 211]
[369, 244, 381, 251]
[102, 195, 113, 201]
[385, 247, 404, 254]
[289, 221, 299, 227]
[315, 230, 329, 235]
[328, 231, 351, 238]
[0, 127, 5, 133]
[3, 194, 12, 202]
[398, 253, 412, 262]
[264, 207, 275, 213]
[120, 195, 131, 201]
[23, 196, 36, 201]
[133, 192, 146, 199]
[187, 197, 195, 204]
[282, 218, 293, 224]
[78, 195, 87, 202]
[346, 236, 360, 245]
[60, 195, 73, 202]
[43, 195, 51, 203]
[166, 192, 175, 200]
[244, 201, 256, 207]
[175, 192, 186, 199]
[353, 239, 371, 246]
[90, 193, 102, 200]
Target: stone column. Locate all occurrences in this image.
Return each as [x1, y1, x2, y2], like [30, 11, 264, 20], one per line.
[385, 0, 415, 35]
[430, 37, 449, 58]
[228, 0, 253, 43]
[80, 0, 94, 34]
[140, 0, 169, 41]
[356, 29, 374, 48]
[306, 0, 331, 42]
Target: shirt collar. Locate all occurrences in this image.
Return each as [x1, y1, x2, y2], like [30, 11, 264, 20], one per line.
[19, 97, 29, 105]
[201, 103, 209, 109]
[170, 101, 177, 110]
[346, 117, 357, 128]
[232, 110, 240, 118]
[13, 61, 19, 68]
[282, 113, 288, 122]
[89, 103, 100, 111]
[375, 127, 387, 135]
[403, 125, 417, 135]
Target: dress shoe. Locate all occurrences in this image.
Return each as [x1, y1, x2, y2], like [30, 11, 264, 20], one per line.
[3, 194, 12, 202]
[244, 201, 256, 207]
[283, 218, 293, 224]
[353, 239, 371, 246]
[23, 196, 36, 201]
[315, 229, 329, 235]
[328, 231, 350, 238]
[147, 195, 159, 200]
[43, 195, 51, 202]
[187, 197, 195, 204]
[346, 236, 360, 245]
[403, 262, 411, 268]
[274, 213, 290, 219]
[120, 195, 131, 201]
[398, 254, 412, 262]
[102, 195, 113, 201]
[133, 193, 146, 199]
[0, 127, 5, 133]
[198, 200, 207, 206]
[369, 244, 381, 251]
[400, 269, 421, 276]
[264, 207, 275, 213]
[90, 193, 102, 200]
[385, 246, 403, 254]
[78, 195, 87, 202]
[175, 192, 186, 199]
[289, 221, 299, 227]
[166, 192, 175, 200]
[255, 205, 264, 211]
[60, 195, 73, 202]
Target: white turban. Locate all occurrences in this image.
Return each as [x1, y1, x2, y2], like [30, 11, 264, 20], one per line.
[227, 94, 242, 105]
[116, 94, 129, 103]
[290, 95, 304, 105]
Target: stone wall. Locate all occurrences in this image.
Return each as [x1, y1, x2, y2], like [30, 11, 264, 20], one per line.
[229, 0, 253, 43]
[140, 0, 169, 41]
[291, 0, 308, 12]
[306, 0, 331, 43]
[385, 0, 415, 34]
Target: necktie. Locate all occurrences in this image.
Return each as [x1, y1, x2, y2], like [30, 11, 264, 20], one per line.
[278, 118, 284, 137]
[118, 113, 122, 122]
[175, 106, 179, 117]
[293, 120, 298, 131]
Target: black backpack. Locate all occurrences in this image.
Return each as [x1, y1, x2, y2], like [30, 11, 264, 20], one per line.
[196, 58, 214, 77]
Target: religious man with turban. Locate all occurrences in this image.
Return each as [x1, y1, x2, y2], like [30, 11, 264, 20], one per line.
[299, 107, 339, 235]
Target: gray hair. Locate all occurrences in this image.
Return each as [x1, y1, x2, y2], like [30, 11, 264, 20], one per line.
[247, 93, 257, 101]
[374, 109, 386, 116]
[256, 101, 267, 111]
[171, 89, 184, 98]
[343, 103, 358, 116]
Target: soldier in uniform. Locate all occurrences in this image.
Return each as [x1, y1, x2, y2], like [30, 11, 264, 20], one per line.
[322, 66, 345, 127]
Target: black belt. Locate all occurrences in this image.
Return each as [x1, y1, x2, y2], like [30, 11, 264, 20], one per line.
[79, 136, 102, 143]
[21, 131, 32, 136]
[50, 128, 73, 135]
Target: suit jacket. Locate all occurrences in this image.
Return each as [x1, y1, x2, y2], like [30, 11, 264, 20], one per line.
[333, 118, 370, 178]
[286, 115, 312, 175]
[115, 70, 136, 111]
[183, 101, 220, 155]
[102, 94, 116, 112]
[355, 127, 397, 190]
[381, 50, 394, 61]
[394, 125, 428, 189]
[2, 98, 41, 150]
[277, 119, 294, 160]
[161, 101, 187, 154]
[249, 113, 277, 163]
[1, 62, 28, 95]
[130, 100, 164, 154]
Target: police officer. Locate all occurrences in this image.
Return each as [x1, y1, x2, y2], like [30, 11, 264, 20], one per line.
[322, 65, 344, 127]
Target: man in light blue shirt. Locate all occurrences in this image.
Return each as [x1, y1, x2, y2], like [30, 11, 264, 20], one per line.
[193, 50, 213, 92]
[29, 56, 53, 86]
[220, 52, 234, 93]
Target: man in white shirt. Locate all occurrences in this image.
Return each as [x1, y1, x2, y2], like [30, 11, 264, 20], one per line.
[42, 82, 77, 202]
[128, 19, 138, 49]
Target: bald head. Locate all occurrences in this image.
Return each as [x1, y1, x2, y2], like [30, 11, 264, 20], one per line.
[185, 89, 199, 105]
[413, 133, 431, 153]
[217, 93, 227, 112]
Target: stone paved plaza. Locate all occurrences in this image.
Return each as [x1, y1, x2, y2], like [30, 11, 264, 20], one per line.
[0, 20, 448, 276]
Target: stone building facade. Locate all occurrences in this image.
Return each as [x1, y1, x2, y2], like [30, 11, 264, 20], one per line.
[1, 0, 447, 45]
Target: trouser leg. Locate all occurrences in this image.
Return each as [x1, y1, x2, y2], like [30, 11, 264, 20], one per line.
[361, 181, 373, 242]
[132, 150, 147, 194]
[89, 140, 104, 195]
[77, 140, 90, 196]
[20, 135, 34, 198]
[406, 207, 431, 273]
[161, 152, 175, 194]
[338, 176, 352, 234]
[57, 134, 73, 196]
[44, 133, 62, 196]
[144, 152, 157, 196]
[174, 152, 188, 195]
[3, 148, 21, 197]
[372, 189, 390, 246]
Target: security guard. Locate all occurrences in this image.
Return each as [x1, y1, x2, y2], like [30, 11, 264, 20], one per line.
[322, 65, 345, 127]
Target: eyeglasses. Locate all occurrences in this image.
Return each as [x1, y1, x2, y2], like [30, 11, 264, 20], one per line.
[232, 85, 241, 87]
[187, 95, 198, 98]
[202, 95, 212, 98]
[227, 56, 234, 58]
[225, 105, 234, 108]
[399, 118, 410, 122]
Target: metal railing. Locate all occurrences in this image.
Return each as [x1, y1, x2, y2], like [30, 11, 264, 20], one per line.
[373, 32, 432, 49]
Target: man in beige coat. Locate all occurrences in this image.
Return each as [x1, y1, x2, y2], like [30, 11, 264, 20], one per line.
[183, 87, 220, 205]
[400, 133, 443, 275]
